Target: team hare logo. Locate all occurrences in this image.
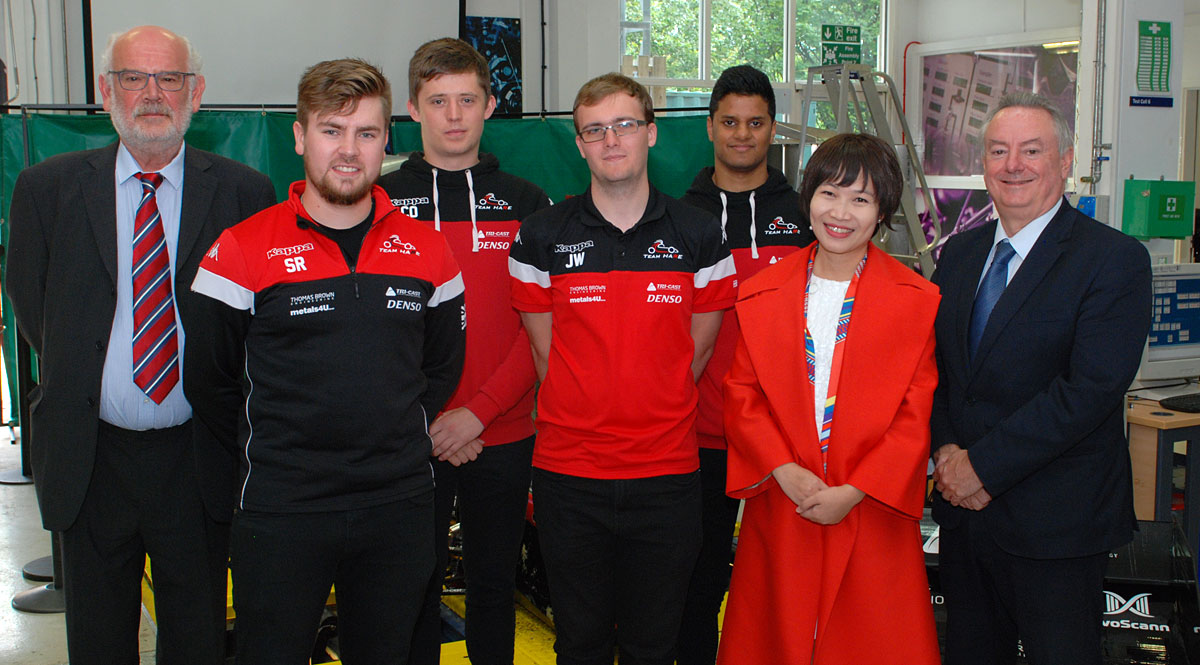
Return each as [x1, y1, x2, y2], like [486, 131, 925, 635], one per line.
[766, 216, 802, 234]
[380, 235, 420, 256]
[644, 239, 682, 260]
[477, 193, 512, 211]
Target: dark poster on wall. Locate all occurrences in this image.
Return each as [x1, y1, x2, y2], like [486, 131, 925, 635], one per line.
[463, 16, 523, 115]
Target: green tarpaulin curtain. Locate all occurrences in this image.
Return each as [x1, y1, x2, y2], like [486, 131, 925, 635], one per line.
[0, 110, 713, 424]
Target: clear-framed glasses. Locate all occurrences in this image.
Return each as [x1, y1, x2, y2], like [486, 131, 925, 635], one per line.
[108, 70, 195, 92]
[577, 119, 648, 143]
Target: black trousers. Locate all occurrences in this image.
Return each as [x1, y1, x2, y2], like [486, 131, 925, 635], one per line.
[61, 421, 229, 665]
[532, 468, 702, 665]
[230, 493, 435, 665]
[675, 447, 739, 665]
[410, 436, 534, 665]
[939, 513, 1109, 665]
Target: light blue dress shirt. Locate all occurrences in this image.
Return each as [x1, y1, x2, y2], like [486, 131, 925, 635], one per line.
[99, 143, 192, 430]
[976, 198, 1062, 292]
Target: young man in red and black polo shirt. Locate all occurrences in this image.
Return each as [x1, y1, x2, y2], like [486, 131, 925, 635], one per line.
[676, 64, 815, 665]
[376, 38, 551, 665]
[509, 73, 736, 665]
[188, 59, 465, 663]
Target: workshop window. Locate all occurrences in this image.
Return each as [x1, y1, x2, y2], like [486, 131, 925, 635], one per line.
[621, 0, 883, 83]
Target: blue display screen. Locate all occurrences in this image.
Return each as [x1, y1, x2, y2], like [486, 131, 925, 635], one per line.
[1150, 276, 1200, 348]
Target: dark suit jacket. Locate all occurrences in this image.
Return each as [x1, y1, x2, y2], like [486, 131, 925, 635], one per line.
[930, 199, 1152, 559]
[5, 142, 276, 531]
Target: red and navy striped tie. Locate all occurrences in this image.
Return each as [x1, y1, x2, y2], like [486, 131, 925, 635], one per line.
[131, 172, 179, 403]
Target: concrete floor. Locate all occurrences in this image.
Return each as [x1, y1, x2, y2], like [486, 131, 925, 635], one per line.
[0, 425, 158, 664]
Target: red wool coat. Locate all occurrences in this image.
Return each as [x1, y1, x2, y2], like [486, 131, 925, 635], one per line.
[718, 243, 941, 665]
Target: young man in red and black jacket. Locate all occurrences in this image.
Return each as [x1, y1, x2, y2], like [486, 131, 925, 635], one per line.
[676, 64, 815, 665]
[188, 59, 465, 663]
[377, 38, 551, 665]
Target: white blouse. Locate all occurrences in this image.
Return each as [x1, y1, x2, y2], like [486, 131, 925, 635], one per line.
[808, 275, 851, 436]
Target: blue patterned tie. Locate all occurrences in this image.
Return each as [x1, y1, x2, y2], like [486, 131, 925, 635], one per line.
[968, 239, 1016, 361]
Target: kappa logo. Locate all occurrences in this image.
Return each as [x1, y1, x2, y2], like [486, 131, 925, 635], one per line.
[557, 240, 595, 269]
[268, 243, 315, 272]
[381, 234, 420, 255]
[477, 193, 512, 210]
[1104, 592, 1153, 618]
[266, 243, 315, 260]
[765, 216, 802, 234]
[644, 239, 682, 260]
[391, 196, 430, 218]
[206, 243, 219, 260]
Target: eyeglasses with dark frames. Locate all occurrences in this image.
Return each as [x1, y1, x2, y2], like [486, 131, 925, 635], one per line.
[108, 70, 195, 92]
[577, 119, 648, 143]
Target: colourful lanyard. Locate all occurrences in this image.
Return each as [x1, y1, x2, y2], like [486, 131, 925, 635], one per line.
[803, 251, 867, 468]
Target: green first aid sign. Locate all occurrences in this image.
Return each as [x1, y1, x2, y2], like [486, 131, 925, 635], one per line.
[1159, 193, 1184, 221]
[1137, 20, 1171, 93]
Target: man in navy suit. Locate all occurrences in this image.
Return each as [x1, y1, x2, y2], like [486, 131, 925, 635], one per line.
[930, 92, 1152, 665]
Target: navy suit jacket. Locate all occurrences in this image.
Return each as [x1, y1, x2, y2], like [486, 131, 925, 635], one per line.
[5, 142, 276, 531]
[930, 199, 1152, 559]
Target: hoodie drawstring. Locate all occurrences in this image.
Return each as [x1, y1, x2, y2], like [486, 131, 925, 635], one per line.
[428, 164, 479, 252]
[466, 169, 479, 252]
[431, 168, 441, 232]
[748, 191, 759, 260]
[718, 192, 729, 244]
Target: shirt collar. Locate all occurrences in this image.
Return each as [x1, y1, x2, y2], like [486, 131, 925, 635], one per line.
[116, 142, 186, 190]
[580, 184, 667, 231]
[992, 197, 1062, 260]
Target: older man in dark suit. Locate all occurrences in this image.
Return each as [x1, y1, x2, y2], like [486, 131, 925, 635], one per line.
[930, 92, 1152, 665]
[5, 25, 274, 665]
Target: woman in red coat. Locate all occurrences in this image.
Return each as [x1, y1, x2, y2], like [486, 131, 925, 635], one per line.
[717, 133, 941, 665]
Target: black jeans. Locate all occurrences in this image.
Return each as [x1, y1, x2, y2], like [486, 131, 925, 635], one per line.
[675, 447, 739, 665]
[230, 493, 435, 665]
[532, 468, 702, 665]
[410, 436, 534, 665]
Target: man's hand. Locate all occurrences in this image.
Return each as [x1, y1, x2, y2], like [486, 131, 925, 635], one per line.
[430, 407, 486, 461]
[932, 443, 962, 470]
[772, 463, 828, 508]
[443, 439, 484, 467]
[798, 484, 866, 525]
[934, 447, 985, 506]
[959, 487, 993, 511]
